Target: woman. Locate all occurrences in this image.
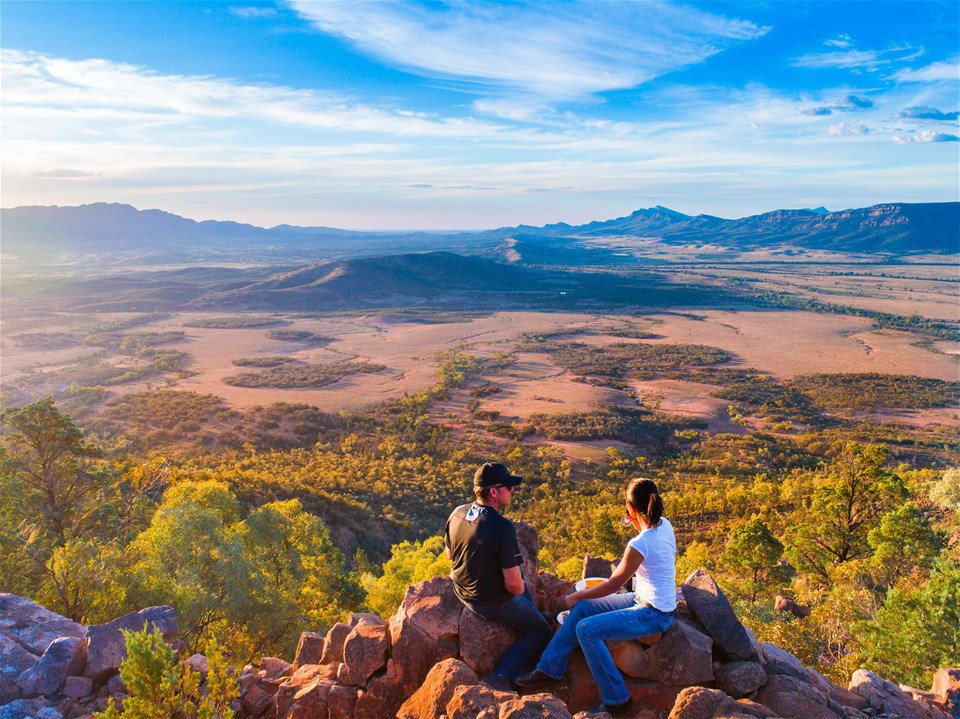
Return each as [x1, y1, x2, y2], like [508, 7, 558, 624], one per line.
[515, 478, 676, 717]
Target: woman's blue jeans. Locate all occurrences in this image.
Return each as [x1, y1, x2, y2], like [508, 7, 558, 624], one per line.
[535, 592, 675, 705]
[462, 590, 553, 681]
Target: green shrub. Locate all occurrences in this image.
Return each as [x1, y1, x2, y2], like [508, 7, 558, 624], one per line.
[96, 626, 236, 719]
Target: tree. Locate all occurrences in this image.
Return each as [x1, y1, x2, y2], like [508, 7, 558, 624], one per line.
[1, 398, 104, 543]
[676, 540, 711, 585]
[0, 399, 119, 618]
[362, 536, 451, 617]
[34, 538, 126, 624]
[784, 443, 905, 582]
[126, 481, 240, 646]
[128, 482, 361, 657]
[854, 557, 960, 688]
[929, 468, 960, 512]
[867, 502, 944, 591]
[721, 518, 788, 602]
[588, 509, 622, 559]
[230, 498, 362, 655]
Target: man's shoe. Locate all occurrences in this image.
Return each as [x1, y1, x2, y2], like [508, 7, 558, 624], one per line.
[589, 697, 634, 716]
[514, 668, 563, 689]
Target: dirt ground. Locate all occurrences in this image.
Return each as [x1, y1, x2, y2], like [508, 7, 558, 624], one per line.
[2, 303, 956, 438]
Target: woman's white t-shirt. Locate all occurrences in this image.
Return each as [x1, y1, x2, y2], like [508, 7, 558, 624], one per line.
[627, 517, 677, 612]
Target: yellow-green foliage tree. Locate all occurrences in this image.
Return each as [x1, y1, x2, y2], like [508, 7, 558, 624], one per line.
[720, 517, 788, 602]
[784, 443, 905, 583]
[0, 398, 116, 620]
[854, 558, 960, 688]
[230, 498, 363, 653]
[127, 481, 360, 657]
[362, 536, 451, 618]
[867, 502, 944, 591]
[675, 540, 712, 585]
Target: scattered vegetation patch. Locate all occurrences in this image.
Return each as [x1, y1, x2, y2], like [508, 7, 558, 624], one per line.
[789, 373, 960, 411]
[376, 309, 491, 324]
[96, 312, 172, 331]
[13, 351, 191, 393]
[752, 291, 960, 342]
[602, 326, 659, 339]
[713, 375, 819, 423]
[470, 382, 502, 398]
[266, 330, 333, 344]
[232, 356, 296, 368]
[223, 361, 386, 388]
[527, 404, 703, 454]
[104, 390, 228, 431]
[84, 331, 186, 353]
[10, 332, 81, 350]
[183, 316, 285, 329]
[521, 339, 733, 381]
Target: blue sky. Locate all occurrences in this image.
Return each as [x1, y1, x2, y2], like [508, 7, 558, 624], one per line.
[1, 1, 957, 230]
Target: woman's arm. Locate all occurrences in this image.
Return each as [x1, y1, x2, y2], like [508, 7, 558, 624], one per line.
[565, 545, 644, 608]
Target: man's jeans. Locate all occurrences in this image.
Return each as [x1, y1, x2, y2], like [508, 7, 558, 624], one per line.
[462, 590, 553, 681]
[535, 593, 675, 705]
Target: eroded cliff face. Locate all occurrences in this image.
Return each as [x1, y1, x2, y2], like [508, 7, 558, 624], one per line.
[2, 525, 958, 719]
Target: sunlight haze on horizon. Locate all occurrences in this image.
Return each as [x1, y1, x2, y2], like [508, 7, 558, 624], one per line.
[1, 0, 958, 230]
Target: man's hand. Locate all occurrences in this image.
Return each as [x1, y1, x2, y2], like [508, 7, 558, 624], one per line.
[502, 565, 525, 595]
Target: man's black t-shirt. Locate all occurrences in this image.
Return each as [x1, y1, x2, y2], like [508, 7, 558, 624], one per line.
[444, 502, 523, 606]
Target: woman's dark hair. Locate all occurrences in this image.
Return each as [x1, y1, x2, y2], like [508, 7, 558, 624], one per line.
[625, 477, 663, 526]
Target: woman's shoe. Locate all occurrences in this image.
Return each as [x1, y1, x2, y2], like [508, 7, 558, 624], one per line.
[589, 697, 634, 716]
[481, 673, 515, 692]
[514, 669, 564, 689]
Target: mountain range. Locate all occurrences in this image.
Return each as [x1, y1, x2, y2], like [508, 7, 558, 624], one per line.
[1, 201, 957, 272]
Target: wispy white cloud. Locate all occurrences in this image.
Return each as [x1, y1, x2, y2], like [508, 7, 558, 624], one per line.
[0, 50, 516, 140]
[892, 130, 959, 144]
[829, 121, 871, 136]
[793, 49, 886, 71]
[287, 0, 769, 115]
[229, 6, 278, 19]
[892, 58, 960, 82]
[793, 42, 933, 74]
[30, 168, 100, 178]
[801, 94, 875, 116]
[824, 34, 854, 49]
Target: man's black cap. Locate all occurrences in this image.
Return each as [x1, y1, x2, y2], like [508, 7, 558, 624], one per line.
[474, 462, 523, 489]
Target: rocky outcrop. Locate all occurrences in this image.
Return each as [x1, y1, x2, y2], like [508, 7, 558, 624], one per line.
[397, 658, 478, 719]
[0, 595, 178, 719]
[4, 538, 958, 719]
[932, 668, 960, 717]
[849, 670, 951, 719]
[292, 630, 325, 669]
[610, 616, 714, 686]
[85, 606, 178, 682]
[681, 570, 759, 663]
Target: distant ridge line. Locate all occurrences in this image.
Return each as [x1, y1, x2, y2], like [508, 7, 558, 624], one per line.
[2, 200, 957, 258]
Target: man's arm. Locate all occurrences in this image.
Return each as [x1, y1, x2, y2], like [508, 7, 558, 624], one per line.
[502, 565, 525, 595]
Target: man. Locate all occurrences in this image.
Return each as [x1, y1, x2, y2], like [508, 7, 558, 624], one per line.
[444, 461, 553, 690]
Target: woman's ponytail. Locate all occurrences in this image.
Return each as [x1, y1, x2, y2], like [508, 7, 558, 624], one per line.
[626, 477, 663, 526]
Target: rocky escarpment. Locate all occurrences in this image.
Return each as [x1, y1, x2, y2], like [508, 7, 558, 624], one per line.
[0, 595, 177, 718]
[2, 523, 958, 719]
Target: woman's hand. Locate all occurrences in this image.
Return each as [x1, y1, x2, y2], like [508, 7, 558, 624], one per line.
[564, 592, 581, 609]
